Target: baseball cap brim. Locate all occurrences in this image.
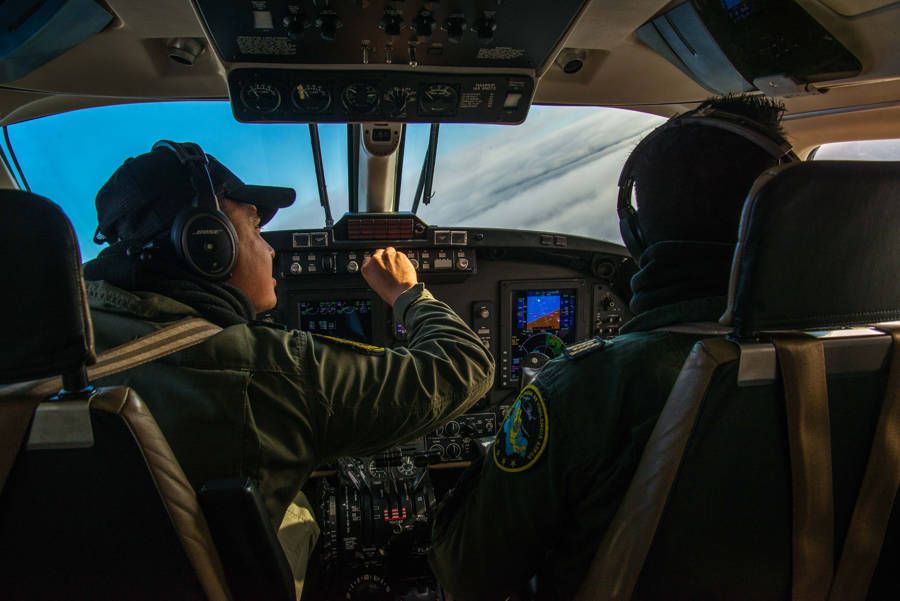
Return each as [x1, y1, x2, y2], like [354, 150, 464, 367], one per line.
[207, 155, 296, 226]
[225, 183, 296, 226]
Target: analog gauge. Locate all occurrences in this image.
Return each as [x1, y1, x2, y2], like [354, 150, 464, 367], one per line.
[345, 574, 392, 601]
[341, 83, 380, 114]
[519, 332, 566, 361]
[420, 83, 458, 115]
[383, 86, 414, 116]
[239, 82, 281, 113]
[396, 456, 416, 478]
[366, 458, 387, 480]
[292, 83, 332, 113]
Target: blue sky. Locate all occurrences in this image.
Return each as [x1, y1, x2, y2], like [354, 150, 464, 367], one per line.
[4, 101, 665, 260]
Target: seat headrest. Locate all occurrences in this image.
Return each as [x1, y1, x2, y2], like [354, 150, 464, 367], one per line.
[0, 190, 95, 384]
[722, 161, 900, 338]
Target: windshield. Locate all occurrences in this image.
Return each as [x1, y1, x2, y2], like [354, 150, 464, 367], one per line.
[3, 101, 663, 260]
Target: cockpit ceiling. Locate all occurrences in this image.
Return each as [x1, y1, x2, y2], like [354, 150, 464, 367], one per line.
[2, 0, 900, 150]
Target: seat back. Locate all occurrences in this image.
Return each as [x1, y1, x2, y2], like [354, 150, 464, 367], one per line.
[577, 161, 900, 601]
[0, 190, 230, 601]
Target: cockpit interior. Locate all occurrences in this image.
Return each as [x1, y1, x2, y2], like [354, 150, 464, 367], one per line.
[1, 1, 899, 600]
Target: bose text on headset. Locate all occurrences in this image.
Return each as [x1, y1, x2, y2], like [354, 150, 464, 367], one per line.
[149, 140, 239, 281]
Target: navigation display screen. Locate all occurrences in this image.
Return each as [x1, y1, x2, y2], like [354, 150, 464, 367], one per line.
[509, 289, 577, 384]
[299, 299, 373, 343]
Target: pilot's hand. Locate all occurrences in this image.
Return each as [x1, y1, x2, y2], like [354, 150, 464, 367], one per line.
[361, 247, 419, 307]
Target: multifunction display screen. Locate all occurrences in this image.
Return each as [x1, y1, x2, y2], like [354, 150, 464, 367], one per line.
[509, 289, 577, 384]
[299, 299, 373, 343]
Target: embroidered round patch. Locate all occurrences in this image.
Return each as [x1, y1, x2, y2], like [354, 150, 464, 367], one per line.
[493, 384, 549, 473]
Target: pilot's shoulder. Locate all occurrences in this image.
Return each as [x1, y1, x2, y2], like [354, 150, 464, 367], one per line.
[541, 332, 651, 388]
[563, 336, 608, 361]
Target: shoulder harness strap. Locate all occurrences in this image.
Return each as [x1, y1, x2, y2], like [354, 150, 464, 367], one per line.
[0, 317, 222, 494]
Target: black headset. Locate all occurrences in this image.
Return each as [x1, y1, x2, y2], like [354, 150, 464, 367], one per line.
[616, 104, 800, 259]
[152, 140, 239, 281]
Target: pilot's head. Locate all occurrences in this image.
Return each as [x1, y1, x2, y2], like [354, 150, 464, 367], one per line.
[618, 95, 794, 313]
[92, 142, 295, 312]
[620, 95, 792, 253]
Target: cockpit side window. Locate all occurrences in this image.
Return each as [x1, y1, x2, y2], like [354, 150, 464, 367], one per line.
[4, 101, 344, 261]
[811, 139, 900, 161]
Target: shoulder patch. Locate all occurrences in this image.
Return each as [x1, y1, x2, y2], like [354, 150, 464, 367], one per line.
[493, 384, 549, 473]
[564, 336, 606, 360]
[312, 334, 385, 355]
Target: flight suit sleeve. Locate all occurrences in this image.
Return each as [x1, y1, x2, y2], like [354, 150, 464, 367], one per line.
[427, 369, 567, 600]
[304, 284, 495, 460]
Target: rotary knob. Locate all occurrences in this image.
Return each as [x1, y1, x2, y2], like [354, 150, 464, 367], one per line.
[409, 258, 420, 270]
[474, 13, 497, 44]
[413, 10, 437, 39]
[378, 12, 404, 37]
[443, 13, 467, 44]
[289, 262, 302, 275]
[457, 257, 470, 270]
[446, 443, 462, 459]
[283, 13, 310, 40]
[315, 11, 343, 41]
[446, 421, 461, 436]
[346, 260, 359, 273]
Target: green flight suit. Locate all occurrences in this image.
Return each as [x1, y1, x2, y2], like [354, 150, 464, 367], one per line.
[86, 280, 495, 529]
[428, 296, 726, 601]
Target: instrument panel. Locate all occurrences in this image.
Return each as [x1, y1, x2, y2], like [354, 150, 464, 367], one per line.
[194, 0, 588, 123]
[263, 215, 633, 600]
[195, 0, 587, 68]
[229, 69, 534, 123]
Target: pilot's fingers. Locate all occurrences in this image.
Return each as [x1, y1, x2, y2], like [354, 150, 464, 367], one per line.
[365, 249, 385, 269]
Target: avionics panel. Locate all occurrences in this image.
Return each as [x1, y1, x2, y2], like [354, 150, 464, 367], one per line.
[298, 299, 374, 342]
[287, 290, 388, 346]
[195, 0, 587, 69]
[499, 279, 589, 388]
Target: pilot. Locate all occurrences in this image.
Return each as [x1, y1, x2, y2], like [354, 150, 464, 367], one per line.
[81, 142, 494, 592]
[427, 96, 795, 600]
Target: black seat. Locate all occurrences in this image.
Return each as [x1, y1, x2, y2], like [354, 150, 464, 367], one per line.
[0, 190, 230, 601]
[576, 161, 900, 601]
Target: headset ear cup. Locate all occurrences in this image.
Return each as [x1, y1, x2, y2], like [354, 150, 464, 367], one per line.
[619, 210, 646, 261]
[170, 206, 238, 281]
[617, 180, 646, 260]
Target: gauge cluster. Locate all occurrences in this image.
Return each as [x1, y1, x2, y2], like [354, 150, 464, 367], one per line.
[228, 69, 533, 123]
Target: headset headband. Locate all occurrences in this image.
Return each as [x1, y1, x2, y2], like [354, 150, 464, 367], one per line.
[151, 140, 220, 212]
[617, 105, 798, 258]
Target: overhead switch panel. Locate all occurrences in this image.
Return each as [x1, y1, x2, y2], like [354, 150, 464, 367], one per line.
[193, 0, 588, 124]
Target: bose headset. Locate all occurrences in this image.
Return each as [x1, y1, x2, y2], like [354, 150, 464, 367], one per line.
[151, 140, 239, 281]
[617, 104, 800, 259]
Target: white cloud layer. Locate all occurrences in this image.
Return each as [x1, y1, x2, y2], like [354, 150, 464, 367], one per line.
[267, 107, 665, 244]
[417, 108, 664, 243]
